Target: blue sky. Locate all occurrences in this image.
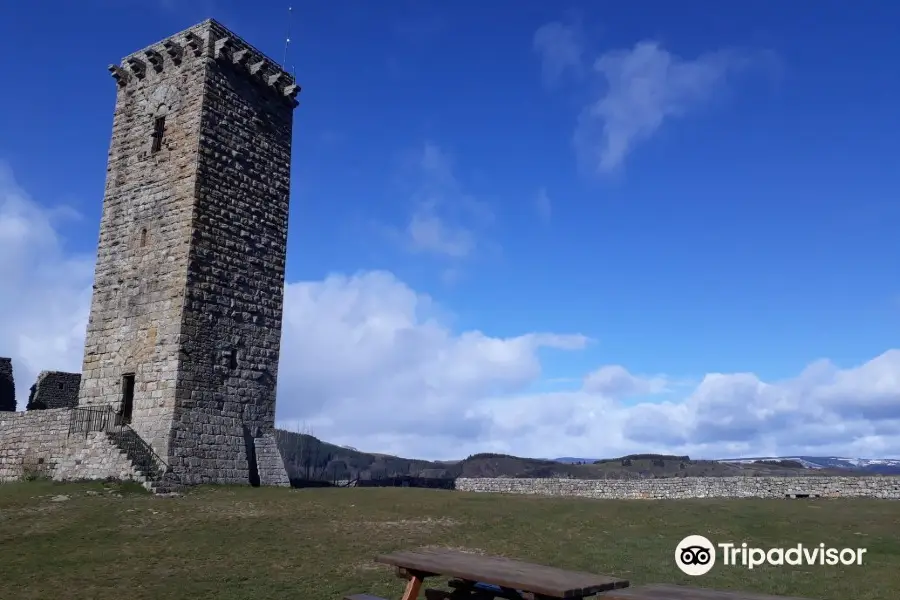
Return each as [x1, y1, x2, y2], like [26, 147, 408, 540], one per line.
[1, 1, 899, 460]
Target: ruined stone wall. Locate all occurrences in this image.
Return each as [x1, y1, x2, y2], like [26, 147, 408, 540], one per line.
[0, 409, 69, 480]
[0, 358, 14, 412]
[0, 409, 142, 483]
[455, 477, 900, 500]
[166, 20, 297, 485]
[28, 371, 81, 409]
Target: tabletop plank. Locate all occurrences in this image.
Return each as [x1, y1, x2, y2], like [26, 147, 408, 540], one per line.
[375, 548, 629, 598]
[600, 584, 817, 600]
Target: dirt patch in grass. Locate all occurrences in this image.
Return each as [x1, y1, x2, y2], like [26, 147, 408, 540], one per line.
[193, 500, 271, 519]
[0, 482, 898, 600]
[421, 544, 486, 554]
[354, 516, 460, 533]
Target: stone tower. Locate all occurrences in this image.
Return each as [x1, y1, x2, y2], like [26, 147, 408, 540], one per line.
[78, 19, 298, 485]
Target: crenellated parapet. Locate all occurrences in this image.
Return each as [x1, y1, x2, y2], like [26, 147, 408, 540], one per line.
[108, 18, 300, 108]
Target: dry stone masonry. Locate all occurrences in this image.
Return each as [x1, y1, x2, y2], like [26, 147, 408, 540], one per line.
[0, 358, 13, 412]
[0, 409, 142, 484]
[26, 371, 81, 410]
[0, 18, 296, 491]
[54, 432, 146, 484]
[254, 433, 291, 486]
[456, 477, 900, 500]
[0, 410, 69, 480]
[77, 18, 297, 487]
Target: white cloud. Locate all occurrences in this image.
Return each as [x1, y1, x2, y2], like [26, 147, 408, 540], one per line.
[578, 41, 740, 173]
[4, 162, 900, 461]
[533, 20, 584, 86]
[277, 270, 590, 448]
[583, 364, 668, 398]
[0, 163, 93, 396]
[535, 21, 757, 174]
[407, 213, 475, 258]
[393, 143, 493, 262]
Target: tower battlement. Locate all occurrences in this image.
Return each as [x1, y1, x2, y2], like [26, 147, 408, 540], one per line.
[109, 19, 300, 107]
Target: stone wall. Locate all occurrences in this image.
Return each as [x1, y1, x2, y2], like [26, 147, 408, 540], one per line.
[80, 19, 298, 486]
[77, 17, 209, 462]
[0, 409, 69, 480]
[1, 21, 296, 491]
[0, 409, 142, 484]
[455, 477, 900, 500]
[0, 358, 14, 412]
[166, 20, 296, 485]
[254, 433, 290, 486]
[54, 431, 146, 484]
[27, 371, 81, 410]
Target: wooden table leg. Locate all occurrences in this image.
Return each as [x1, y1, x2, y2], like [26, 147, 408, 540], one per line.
[401, 574, 424, 600]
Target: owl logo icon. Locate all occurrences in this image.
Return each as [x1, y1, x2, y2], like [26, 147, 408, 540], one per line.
[675, 535, 716, 576]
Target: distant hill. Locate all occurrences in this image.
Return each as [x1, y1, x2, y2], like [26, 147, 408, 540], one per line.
[273, 429, 440, 481]
[272, 431, 886, 482]
[563, 455, 900, 475]
[554, 457, 599, 464]
[719, 456, 900, 475]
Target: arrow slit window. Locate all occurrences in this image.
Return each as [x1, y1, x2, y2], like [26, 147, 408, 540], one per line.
[151, 116, 166, 153]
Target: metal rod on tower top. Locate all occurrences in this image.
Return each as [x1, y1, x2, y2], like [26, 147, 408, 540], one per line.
[282, 6, 293, 68]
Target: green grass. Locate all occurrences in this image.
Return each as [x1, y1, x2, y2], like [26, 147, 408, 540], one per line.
[1, 481, 898, 599]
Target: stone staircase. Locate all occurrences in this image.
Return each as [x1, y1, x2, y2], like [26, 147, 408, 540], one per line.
[104, 426, 182, 495]
[67, 406, 181, 495]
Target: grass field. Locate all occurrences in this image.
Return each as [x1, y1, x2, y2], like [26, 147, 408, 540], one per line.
[1, 481, 898, 600]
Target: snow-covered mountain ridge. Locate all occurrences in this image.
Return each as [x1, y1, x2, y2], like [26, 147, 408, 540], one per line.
[716, 456, 900, 474]
[553, 456, 900, 474]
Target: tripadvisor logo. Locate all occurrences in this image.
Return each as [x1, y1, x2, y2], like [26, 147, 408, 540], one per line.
[676, 535, 717, 576]
[675, 535, 867, 576]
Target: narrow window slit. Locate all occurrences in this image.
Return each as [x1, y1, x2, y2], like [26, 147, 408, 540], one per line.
[151, 116, 166, 153]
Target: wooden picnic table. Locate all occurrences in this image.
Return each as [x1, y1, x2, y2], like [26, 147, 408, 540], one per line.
[600, 584, 818, 600]
[361, 547, 630, 600]
[347, 549, 818, 600]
